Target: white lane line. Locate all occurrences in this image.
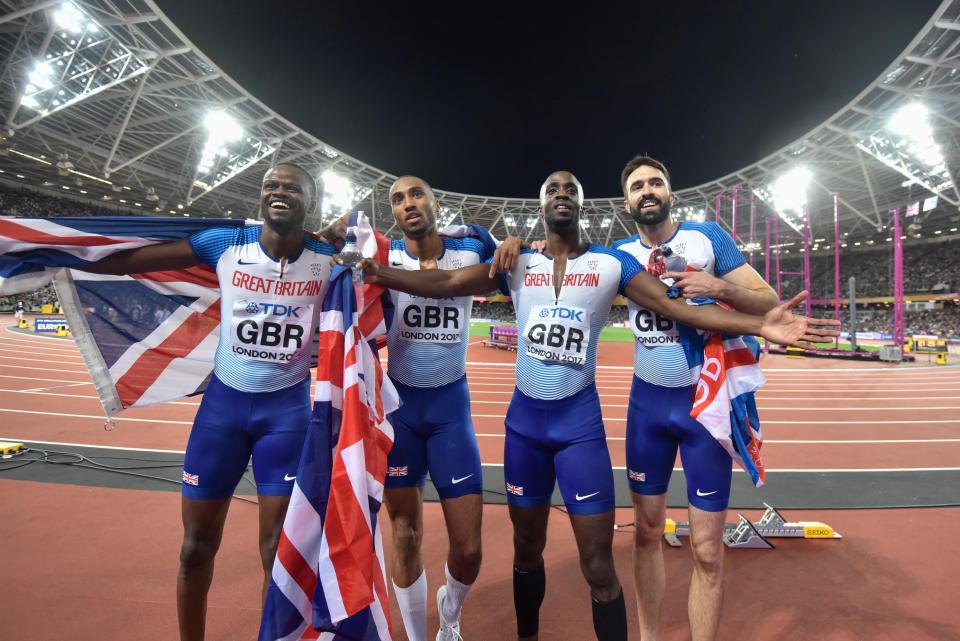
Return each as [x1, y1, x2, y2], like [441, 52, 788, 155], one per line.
[0, 353, 85, 365]
[467, 398, 960, 411]
[0, 388, 200, 405]
[0, 363, 88, 374]
[0, 344, 84, 358]
[471, 433, 960, 444]
[0, 373, 90, 385]
[0, 437, 186, 455]
[471, 414, 960, 424]
[0, 408, 191, 425]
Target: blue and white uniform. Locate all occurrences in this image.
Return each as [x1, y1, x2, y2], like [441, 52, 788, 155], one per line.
[181, 225, 335, 499]
[612, 221, 745, 511]
[384, 235, 493, 499]
[502, 246, 643, 515]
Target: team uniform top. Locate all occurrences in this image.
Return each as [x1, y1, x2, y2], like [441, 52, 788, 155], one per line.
[504, 246, 643, 400]
[386, 236, 493, 387]
[612, 221, 745, 387]
[189, 225, 335, 393]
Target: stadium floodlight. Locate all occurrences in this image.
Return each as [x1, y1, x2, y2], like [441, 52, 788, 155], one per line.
[198, 110, 243, 172]
[320, 169, 355, 219]
[579, 218, 591, 229]
[437, 206, 458, 228]
[503, 215, 516, 227]
[525, 217, 537, 227]
[52, 2, 88, 34]
[600, 217, 612, 228]
[887, 103, 942, 167]
[27, 62, 55, 90]
[755, 167, 811, 233]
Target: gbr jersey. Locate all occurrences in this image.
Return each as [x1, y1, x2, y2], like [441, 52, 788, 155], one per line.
[189, 225, 335, 393]
[612, 221, 745, 387]
[386, 236, 493, 387]
[506, 246, 643, 400]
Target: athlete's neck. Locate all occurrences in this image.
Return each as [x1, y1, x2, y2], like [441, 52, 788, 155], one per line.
[402, 231, 443, 261]
[260, 224, 304, 260]
[636, 218, 678, 247]
[545, 227, 588, 259]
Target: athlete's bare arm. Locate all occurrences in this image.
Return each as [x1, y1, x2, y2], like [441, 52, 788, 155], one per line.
[623, 271, 839, 346]
[79, 238, 201, 275]
[360, 260, 499, 297]
[662, 263, 778, 315]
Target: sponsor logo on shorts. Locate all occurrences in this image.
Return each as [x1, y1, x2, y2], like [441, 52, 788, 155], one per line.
[506, 482, 523, 496]
[388, 466, 409, 477]
[182, 471, 199, 486]
[283, 474, 296, 482]
[696, 489, 718, 497]
[575, 491, 600, 501]
[451, 474, 473, 485]
[628, 469, 646, 482]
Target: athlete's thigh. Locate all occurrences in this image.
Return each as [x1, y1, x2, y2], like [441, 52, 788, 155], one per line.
[676, 413, 732, 513]
[250, 376, 311, 497]
[503, 406, 556, 509]
[554, 433, 616, 516]
[385, 385, 430, 489]
[626, 377, 681, 497]
[182, 377, 255, 500]
[425, 379, 483, 499]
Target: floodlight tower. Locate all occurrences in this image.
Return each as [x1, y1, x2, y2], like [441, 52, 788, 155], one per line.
[761, 167, 813, 315]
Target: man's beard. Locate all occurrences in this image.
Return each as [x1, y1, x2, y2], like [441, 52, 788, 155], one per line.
[545, 204, 578, 231]
[629, 197, 672, 226]
[262, 207, 302, 234]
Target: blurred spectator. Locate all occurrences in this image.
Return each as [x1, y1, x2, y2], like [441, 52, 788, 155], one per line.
[0, 182, 145, 217]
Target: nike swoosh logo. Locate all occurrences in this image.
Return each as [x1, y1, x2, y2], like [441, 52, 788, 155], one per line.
[391, 261, 403, 266]
[524, 263, 540, 270]
[284, 474, 296, 481]
[696, 489, 717, 497]
[451, 474, 474, 484]
[238, 259, 258, 265]
[575, 491, 599, 501]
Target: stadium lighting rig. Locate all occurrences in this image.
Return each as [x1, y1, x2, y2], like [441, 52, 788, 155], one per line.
[674, 205, 706, 222]
[15, 2, 149, 128]
[854, 102, 955, 203]
[189, 108, 276, 204]
[753, 167, 811, 233]
[437, 206, 459, 228]
[319, 169, 371, 222]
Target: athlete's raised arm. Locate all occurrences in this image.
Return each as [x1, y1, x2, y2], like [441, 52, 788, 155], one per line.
[623, 270, 839, 346]
[357, 259, 501, 297]
[79, 238, 201, 275]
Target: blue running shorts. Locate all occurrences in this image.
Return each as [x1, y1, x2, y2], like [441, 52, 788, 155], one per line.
[503, 384, 615, 516]
[181, 374, 311, 499]
[385, 375, 483, 499]
[626, 376, 732, 512]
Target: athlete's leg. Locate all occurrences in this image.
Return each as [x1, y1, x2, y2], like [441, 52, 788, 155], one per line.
[257, 495, 291, 602]
[631, 492, 668, 641]
[178, 497, 232, 641]
[509, 504, 550, 641]
[386, 486, 428, 641]
[686, 506, 727, 641]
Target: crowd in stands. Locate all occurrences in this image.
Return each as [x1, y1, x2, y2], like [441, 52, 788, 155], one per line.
[778, 237, 959, 299]
[0, 285, 60, 312]
[841, 304, 960, 338]
[0, 182, 123, 217]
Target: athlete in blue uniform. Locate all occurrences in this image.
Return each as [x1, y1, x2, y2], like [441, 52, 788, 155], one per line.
[612, 155, 779, 641]
[353, 171, 837, 641]
[83, 164, 337, 641]
[382, 175, 520, 641]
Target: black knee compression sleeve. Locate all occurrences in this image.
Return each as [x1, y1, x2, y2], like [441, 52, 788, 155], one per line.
[513, 564, 546, 638]
[591, 590, 627, 641]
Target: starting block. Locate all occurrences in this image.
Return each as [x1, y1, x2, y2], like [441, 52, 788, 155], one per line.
[0, 441, 24, 458]
[17, 318, 27, 329]
[55, 324, 71, 337]
[663, 503, 842, 549]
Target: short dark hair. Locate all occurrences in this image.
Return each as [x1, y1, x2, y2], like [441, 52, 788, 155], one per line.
[620, 155, 671, 195]
[266, 163, 317, 199]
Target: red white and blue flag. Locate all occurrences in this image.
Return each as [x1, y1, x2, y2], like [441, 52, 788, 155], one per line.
[258, 254, 399, 641]
[681, 326, 766, 487]
[0, 215, 241, 416]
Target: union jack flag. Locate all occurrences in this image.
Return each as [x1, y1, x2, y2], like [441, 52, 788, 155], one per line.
[0, 215, 241, 416]
[258, 256, 399, 641]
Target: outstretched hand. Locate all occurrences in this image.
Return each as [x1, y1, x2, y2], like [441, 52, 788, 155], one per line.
[759, 291, 841, 346]
[331, 256, 381, 283]
[488, 236, 522, 278]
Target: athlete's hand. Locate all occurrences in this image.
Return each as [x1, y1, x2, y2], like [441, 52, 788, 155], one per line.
[330, 256, 381, 283]
[662, 268, 725, 299]
[758, 291, 840, 346]
[530, 239, 547, 253]
[489, 236, 522, 277]
[316, 212, 349, 243]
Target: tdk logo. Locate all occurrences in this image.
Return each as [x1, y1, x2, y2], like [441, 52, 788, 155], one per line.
[254, 302, 302, 318]
[540, 307, 583, 322]
[245, 302, 260, 314]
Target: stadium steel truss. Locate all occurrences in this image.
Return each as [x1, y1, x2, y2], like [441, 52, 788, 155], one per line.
[3, 0, 960, 252]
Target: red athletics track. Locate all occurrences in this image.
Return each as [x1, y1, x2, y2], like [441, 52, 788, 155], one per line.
[1, 324, 959, 641]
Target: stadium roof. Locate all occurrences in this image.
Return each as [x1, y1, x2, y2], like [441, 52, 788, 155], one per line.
[2, 0, 960, 248]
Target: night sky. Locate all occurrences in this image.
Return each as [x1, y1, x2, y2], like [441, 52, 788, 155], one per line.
[157, 0, 940, 199]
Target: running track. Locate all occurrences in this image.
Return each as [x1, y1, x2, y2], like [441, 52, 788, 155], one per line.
[2, 325, 959, 474]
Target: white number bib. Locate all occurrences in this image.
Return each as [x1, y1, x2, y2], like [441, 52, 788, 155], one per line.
[524, 304, 591, 365]
[396, 294, 463, 344]
[229, 299, 313, 363]
[630, 307, 679, 346]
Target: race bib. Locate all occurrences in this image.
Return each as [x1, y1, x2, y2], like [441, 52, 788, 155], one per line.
[630, 307, 679, 347]
[229, 299, 313, 363]
[396, 294, 463, 344]
[524, 304, 591, 365]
